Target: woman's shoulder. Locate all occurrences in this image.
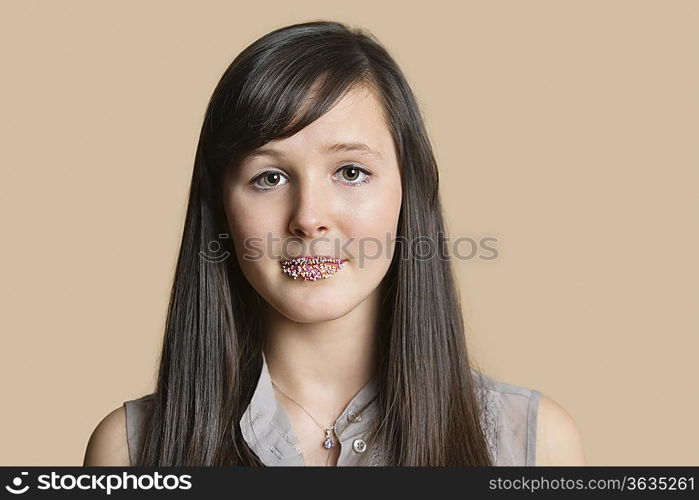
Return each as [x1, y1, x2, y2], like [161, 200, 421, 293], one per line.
[83, 393, 155, 466]
[534, 391, 586, 465]
[471, 369, 585, 466]
[83, 402, 132, 466]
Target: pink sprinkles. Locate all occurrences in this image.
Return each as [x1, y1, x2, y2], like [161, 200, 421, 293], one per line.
[280, 256, 346, 281]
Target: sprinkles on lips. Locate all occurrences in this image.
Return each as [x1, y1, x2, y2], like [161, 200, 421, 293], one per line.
[280, 256, 346, 281]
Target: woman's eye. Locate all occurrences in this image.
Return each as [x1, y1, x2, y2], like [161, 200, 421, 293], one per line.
[252, 171, 289, 190]
[337, 164, 372, 186]
[251, 164, 372, 192]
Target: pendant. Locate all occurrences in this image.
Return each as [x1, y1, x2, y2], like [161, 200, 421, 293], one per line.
[323, 428, 334, 449]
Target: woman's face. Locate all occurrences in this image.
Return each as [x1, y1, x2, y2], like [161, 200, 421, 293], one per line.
[222, 85, 402, 323]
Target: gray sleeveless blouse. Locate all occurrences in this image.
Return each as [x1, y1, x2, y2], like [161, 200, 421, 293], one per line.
[124, 354, 540, 466]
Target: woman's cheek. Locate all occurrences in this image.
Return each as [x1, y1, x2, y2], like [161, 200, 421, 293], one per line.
[230, 198, 277, 240]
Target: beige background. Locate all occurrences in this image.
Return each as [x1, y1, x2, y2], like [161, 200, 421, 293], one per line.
[1, 0, 697, 465]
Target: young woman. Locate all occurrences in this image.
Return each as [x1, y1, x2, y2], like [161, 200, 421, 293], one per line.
[84, 20, 585, 467]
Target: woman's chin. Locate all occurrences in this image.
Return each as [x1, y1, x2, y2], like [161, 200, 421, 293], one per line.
[270, 294, 352, 324]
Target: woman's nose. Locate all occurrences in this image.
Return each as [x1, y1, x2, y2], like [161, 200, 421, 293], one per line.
[288, 179, 330, 239]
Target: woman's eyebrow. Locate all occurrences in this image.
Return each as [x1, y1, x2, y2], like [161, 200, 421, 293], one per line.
[245, 142, 384, 161]
[323, 142, 383, 159]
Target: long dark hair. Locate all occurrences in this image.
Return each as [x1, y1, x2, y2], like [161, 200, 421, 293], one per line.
[136, 20, 494, 466]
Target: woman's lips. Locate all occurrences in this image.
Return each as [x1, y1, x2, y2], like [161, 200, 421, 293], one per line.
[280, 255, 347, 281]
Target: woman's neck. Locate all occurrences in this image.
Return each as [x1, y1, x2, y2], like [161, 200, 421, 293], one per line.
[261, 288, 382, 418]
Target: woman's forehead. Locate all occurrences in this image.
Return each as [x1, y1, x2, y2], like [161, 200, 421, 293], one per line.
[247, 87, 392, 160]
